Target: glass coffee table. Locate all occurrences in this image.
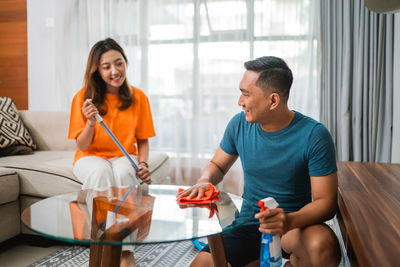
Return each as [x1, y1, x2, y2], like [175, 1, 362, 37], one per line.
[21, 184, 251, 267]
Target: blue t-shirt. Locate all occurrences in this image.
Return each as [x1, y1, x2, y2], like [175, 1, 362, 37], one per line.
[220, 111, 337, 225]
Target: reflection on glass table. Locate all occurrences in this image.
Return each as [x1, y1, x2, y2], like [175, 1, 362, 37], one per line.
[21, 184, 251, 267]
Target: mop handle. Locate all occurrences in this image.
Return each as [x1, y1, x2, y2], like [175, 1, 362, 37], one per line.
[95, 114, 140, 172]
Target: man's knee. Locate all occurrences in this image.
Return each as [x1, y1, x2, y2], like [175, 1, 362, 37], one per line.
[190, 251, 214, 267]
[282, 225, 341, 267]
[191, 251, 235, 267]
[281, 228, 300, 253]
[304, 225, 341, 266]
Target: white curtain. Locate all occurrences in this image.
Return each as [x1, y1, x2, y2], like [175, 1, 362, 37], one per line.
[28, 0, 319, 194]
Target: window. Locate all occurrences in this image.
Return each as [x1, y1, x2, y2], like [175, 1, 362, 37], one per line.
[119, 0, 318, 156]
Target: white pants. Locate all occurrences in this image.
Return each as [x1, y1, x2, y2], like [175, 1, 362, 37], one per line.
[73, 155, 140, 190]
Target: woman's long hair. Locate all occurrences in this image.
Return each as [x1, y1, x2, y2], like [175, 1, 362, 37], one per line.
[83, 38, 132, 115]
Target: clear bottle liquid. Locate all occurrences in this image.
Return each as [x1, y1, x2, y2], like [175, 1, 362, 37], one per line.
[260, 232, 282, 267]
[258, 197, 282, 267]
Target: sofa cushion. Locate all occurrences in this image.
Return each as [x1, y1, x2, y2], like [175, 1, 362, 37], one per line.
[0, 201, 20, 242]
[0, 151, 81, 198]
[0, 98, 36, 155]
[0, 168, 19, 205]
[0, 150, 169, 198]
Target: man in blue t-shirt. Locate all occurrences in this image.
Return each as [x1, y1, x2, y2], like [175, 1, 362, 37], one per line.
[178, 56, 341, 267]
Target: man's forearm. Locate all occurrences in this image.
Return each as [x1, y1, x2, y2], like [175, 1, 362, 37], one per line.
[196, 147, 237, 186]
[286, 198, 337, 231]
[197, 161, 225, 185]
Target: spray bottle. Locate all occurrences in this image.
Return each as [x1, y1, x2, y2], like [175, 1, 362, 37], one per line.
[258, 197, 282, 267]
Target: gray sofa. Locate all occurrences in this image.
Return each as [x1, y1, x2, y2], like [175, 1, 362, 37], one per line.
[0, 110, 170, 243]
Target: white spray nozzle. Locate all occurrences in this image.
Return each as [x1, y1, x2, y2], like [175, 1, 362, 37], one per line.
[260, 197, 279, 209]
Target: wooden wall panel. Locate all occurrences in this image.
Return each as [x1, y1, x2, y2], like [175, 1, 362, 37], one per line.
[0, 0, 28, 109]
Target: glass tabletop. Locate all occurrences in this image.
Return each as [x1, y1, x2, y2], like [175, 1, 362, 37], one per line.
[21, 184, 252, 246]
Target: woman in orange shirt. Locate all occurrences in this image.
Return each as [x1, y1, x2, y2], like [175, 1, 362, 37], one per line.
[68, 38, 155, 190]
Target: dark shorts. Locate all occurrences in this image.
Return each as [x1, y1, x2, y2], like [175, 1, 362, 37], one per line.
[202, 224, 290, 267]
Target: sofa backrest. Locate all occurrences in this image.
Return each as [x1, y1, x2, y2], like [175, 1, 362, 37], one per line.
[19, 111, 76, 151]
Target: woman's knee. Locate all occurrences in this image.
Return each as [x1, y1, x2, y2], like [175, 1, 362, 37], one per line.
[112, 161, 137, 186]
[85, 164, 114, 189]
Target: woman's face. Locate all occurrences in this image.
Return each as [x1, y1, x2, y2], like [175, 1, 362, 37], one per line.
[98, 49, 127, 93]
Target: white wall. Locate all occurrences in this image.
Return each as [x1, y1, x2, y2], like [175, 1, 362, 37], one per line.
[392, 13, 400, 163]
[27, 0, 87, 112]
[27, 0, 57, 110]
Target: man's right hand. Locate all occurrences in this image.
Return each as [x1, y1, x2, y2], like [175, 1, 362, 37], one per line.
[176, 183, 212, 199]
[176, 147, 237, 200]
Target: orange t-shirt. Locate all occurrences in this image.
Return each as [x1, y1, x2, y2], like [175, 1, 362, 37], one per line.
[68, 87, 156, 164]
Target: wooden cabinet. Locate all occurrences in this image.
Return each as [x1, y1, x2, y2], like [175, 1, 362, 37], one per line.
[337, 161, 400, 267]
[0, 0, 28, 109]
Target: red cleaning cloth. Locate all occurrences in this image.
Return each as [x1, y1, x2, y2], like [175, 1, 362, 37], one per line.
[177, 183, 220, 205]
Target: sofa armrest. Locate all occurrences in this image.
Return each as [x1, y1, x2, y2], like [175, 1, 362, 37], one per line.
[149, 151, 170, 184]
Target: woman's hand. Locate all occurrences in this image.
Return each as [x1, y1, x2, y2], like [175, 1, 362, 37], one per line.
[176, 182, 212, 199]
[137, 162, 152, 184]
[255, 208, 289, 236]
[82, 99, 98, 126]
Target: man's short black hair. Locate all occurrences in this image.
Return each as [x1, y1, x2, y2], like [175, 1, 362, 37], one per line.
[244, 56, 293, 102]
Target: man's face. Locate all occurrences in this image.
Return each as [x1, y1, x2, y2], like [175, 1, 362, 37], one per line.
[238, 70, 270, 123]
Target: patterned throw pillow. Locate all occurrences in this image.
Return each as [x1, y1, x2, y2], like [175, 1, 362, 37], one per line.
[0, 97, 37, 156]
